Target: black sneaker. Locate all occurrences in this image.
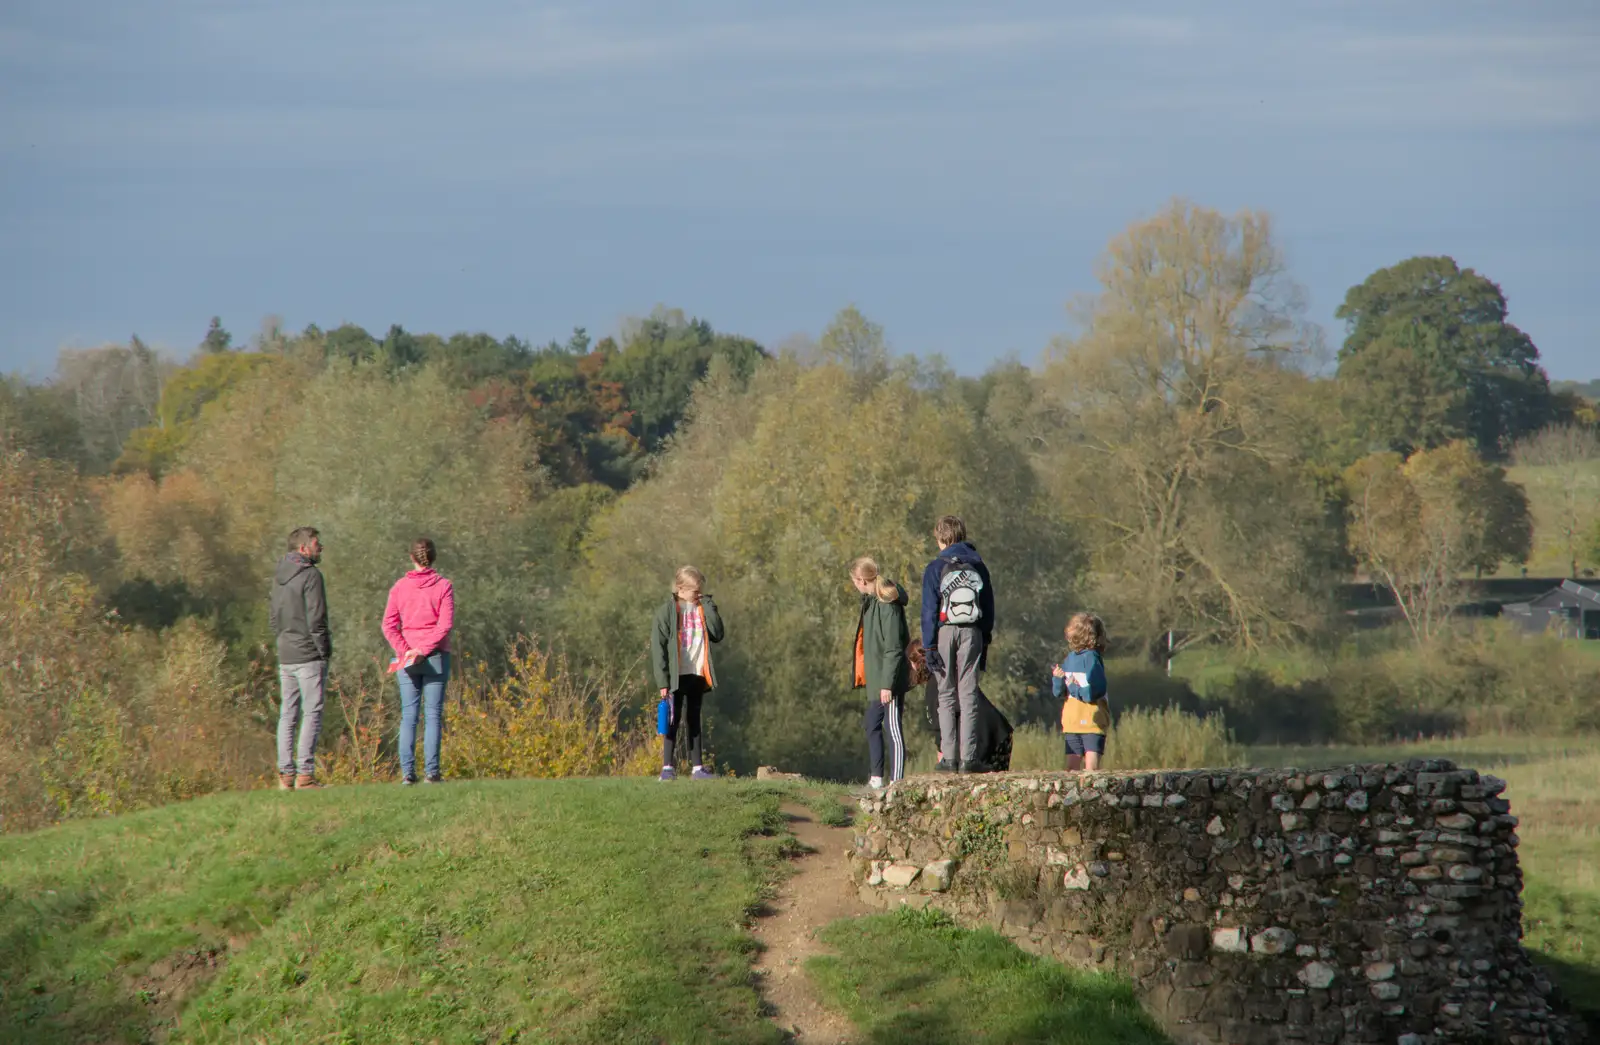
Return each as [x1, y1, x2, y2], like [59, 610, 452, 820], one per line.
[934, 759, 957, 773]
[960, 761, 993, 774]
[423, 775, 443, 784]
[400, 775, 416, 787]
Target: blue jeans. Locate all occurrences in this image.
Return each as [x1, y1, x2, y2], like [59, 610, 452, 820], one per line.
[397, 652, 450, 780]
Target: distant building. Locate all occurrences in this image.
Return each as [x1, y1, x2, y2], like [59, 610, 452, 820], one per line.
[1502, 581, 1600, 640]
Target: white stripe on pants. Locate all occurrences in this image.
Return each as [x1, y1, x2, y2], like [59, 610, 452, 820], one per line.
[885, 697, 904, 782]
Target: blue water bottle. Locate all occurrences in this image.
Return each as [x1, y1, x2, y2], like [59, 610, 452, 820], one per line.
[657, 695, 672, 734]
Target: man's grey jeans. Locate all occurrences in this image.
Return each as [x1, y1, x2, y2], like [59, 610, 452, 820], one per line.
[277, 660, 328, 776]
[935, 624, 982, 765]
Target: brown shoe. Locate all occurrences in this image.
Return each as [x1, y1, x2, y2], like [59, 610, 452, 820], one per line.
[294, 774, 325, 790]
[279, 773, 295, 791]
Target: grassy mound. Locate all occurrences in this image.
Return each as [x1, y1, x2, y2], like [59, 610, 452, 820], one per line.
[0, 779, 797, 1045]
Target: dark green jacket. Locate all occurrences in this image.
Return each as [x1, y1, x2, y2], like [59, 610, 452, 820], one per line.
[851, 582, 910, 696]
[650, 594, 725, 691]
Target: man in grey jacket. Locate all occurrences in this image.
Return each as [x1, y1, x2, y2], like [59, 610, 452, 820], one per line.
[269, 526, 332, 790]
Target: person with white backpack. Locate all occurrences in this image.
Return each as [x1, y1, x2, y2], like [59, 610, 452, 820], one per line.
[918, 515, 996, 774]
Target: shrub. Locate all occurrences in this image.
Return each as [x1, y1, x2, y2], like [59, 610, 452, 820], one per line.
[443, 638, 653, 780]
[317, 671, 397, 785]
[996, 709, 1243, 773]
[1169, 621, 1600, 746]
[1104, 707, 1245, 770]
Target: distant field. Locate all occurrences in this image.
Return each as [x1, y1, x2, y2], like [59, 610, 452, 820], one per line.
[1251, 735, 1600, 1027]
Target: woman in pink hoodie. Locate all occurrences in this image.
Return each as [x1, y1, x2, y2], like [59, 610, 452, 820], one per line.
[382, 537, 455, 784]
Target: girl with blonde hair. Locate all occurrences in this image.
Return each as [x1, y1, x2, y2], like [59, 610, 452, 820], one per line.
[849, 556, 910, 789]
[649, 565, 724, 781]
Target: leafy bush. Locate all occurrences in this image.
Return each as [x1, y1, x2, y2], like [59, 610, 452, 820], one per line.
[443, 639, 653, 780]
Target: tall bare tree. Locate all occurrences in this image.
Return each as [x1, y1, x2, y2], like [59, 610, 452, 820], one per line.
[53, 341, 164, 472]
[1039, 198, 1334, 657]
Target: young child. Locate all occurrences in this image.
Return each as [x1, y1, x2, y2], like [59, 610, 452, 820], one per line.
[1053, 612, 1109, 771]
[650, 565, 724, 781]
[849, 556, 910, 790]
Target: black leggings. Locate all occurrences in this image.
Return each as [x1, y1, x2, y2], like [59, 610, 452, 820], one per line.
[865, 693, 906, 781]
[662, 674, 707, 767]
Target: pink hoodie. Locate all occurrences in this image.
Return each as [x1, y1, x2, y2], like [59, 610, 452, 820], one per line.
[382, 568, 455, 657]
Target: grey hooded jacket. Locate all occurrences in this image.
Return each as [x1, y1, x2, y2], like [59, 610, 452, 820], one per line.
[269, 553, 332, 665]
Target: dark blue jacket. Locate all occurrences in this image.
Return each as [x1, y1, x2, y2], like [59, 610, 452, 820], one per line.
[1052, 649, 1107, 702]
[919, 541, 995, 658]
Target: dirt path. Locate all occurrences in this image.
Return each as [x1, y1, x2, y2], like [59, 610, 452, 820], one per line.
[751, 800, 872, 1045]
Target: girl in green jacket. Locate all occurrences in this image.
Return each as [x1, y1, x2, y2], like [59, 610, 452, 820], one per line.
[850, 556, 911, 789]
[650, 565, 724, 781]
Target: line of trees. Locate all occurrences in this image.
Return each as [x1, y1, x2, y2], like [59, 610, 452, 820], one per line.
[3, 197, 1598, 825]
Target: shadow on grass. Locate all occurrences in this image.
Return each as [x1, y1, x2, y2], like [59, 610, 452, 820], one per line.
[807, 908, 1171, 1045]
[1531, 953, 1600, 1036]
[0, 881, 162, 1045]
[1522, 877, 1600, 1037]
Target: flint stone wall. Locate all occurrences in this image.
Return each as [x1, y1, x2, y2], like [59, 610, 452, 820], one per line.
[847, 761, 1587, 1045]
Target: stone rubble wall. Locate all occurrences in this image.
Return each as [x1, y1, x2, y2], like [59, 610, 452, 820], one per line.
[847, 760, 1587, 1045]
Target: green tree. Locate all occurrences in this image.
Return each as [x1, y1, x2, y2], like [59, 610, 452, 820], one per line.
[270, 362, 556, 671]
[1343, 441, 1532, 643]
[1335, 256, 1552, 456]
[602, 307, 767, 451]
[1040, 198, 1334, 659]
[323, 323, 379, 364]
[201, 316, 232, 354]
[574, 355, 1076, 778]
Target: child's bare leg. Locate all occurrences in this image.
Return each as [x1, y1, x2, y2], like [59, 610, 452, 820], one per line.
[1083, 751, 1101, 772]
[1066, 753, 1084, 772]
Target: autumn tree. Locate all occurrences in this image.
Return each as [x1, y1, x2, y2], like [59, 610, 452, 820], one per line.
[1335, 256, 1552, 456]
[1344, 441, 1532, 643]
[113, 350, 279, 477]
[817, 304, 889, 381]
[1512, 423, 1600, 577]
[1039, 198, 1334, 659]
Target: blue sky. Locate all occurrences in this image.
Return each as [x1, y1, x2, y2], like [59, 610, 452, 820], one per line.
[2, 1, 1596, 379]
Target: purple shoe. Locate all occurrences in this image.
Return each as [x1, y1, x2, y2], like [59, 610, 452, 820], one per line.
[659, 767, 676, 782]
[691, 766, 714, 780]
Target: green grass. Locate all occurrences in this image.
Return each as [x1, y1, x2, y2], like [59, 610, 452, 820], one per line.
[0, 778, 801, 1045]
[805, 907, 1170, 1044]
[1250, 735, 1600, 1030]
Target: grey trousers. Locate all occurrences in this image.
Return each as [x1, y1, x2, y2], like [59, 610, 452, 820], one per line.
[936, 625, 982, 764]
[277, 660, 327, 776]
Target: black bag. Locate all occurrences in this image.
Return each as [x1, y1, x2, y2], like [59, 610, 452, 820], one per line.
[916, 668, 1013, 772]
